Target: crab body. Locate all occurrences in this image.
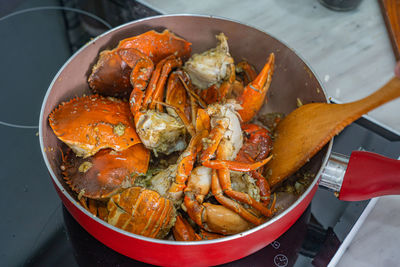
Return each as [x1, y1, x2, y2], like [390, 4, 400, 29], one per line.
[61, 143, 149, 199]
[49, 95, 141, 158]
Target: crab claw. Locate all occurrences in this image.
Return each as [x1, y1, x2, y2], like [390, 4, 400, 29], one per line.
[49, 95, 141, 158]
[61, 144, 150, 199]
[237, 53, 275, 123]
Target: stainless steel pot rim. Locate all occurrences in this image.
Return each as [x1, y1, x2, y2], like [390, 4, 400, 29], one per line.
[39, 14, 333, 246]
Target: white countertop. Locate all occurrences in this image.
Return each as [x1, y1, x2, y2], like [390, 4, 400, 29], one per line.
[141, 0, 400, 135]
[336, 195, 400, 267]
[140, 0, 400, 266]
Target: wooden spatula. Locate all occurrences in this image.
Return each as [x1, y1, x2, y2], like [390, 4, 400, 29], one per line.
[267, 77, 400, 188]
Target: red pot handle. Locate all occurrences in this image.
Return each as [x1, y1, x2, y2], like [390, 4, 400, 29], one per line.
[338, 151, 400, 201]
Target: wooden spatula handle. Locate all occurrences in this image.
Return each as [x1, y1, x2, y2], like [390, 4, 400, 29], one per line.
[379, 0, 400, 60]
[348, 77, 400, 116]
[339, 151, 400, 201]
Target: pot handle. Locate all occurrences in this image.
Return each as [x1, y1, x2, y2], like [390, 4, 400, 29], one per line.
[320, 151, 400, 201]
[338, 151, 400, 201]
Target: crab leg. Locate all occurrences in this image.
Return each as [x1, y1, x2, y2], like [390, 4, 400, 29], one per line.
[173, 215, 201, 241]
[250, 170, 273, 206]
[167, 130, 208, 198]
[199, 119, 229, 162]
[167, 109, 211, 199]
[190, 94, 198, 127]
[198, 120, 275, 219]
[234, 123, 273, 206]
[165, 70, 191, 122]
[139, 56, 168, 111]
[236, 61, 257, 86]
[217, 63, 236, 101]
[199, 229, 224, 240]
[200, 121, 272, 171]
[202, 155, 272, 171]
[141, 55, 182, 111]
[183, 167, 253, 235]
[211, 169, 264, 225]
[178, 74, 207, 108]
[237, 53, 275, 123]
[176, 74, 206, 127]
[129, 57, 154, 116]
[79, 198, 108, 221]
[216, 167, 275, 217]
[214, 141, 275, 218]
[195, 108, 210, 132]
[151, 56, 182, 111]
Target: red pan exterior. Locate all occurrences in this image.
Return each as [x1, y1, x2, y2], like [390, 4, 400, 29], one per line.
[56, 180, 318, 266]
[40, 15, 331, 266]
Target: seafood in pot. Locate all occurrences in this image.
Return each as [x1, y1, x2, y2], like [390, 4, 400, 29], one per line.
[48, 29, 286, 240]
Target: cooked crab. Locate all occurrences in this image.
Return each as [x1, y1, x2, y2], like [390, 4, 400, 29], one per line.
[61, 143, 149, 199]
[184, 33, 234, 90]
[88, 30, 192, 98]
[183, 33, 275, 123]
[129, 55, 190, 155]
[49, 95, 141, 158]
[107, 186, 176, 239]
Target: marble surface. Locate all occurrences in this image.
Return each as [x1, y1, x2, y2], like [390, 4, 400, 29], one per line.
[140, 0, 400, 134]
[139, 0, 400, 266]
[337, 196, 400, 267]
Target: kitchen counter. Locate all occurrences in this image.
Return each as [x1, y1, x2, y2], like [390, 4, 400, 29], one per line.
[141, 0, 400, 135]
[138, 0, 400, 266]
[336, 195, 400, 267]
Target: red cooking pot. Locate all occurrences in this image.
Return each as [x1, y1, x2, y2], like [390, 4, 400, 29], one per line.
[39, 15, 400, 266]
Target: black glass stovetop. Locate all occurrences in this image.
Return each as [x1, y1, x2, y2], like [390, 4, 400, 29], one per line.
[1, 1, 399, 266]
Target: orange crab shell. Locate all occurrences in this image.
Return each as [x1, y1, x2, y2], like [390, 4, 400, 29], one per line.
[49, 95, 141, 158]
[117, 29, 192, 64]
[88, 48, 152, 97]
[62, 143, 150, 199]
[108, 187, 176, 239]
[87, 49, 132, 97]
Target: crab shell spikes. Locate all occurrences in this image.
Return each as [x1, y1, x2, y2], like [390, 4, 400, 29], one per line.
[49, 95, 141, 158]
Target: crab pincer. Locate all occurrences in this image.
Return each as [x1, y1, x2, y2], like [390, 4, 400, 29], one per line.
[237, 53, 275, 123]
